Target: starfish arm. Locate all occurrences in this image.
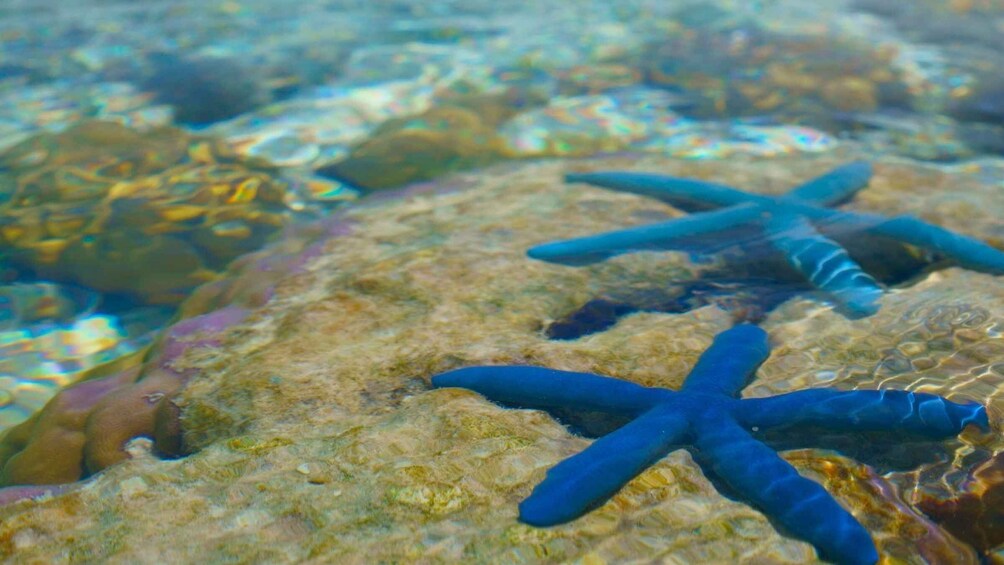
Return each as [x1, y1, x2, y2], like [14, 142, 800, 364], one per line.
[694, 417, 879, 565]
[565, 171, 768, 211]
[765, 210, 883, 317]
[782, 161, 873, 206]
[736, 389, 989, 436]
[431, 366, 663, 417]
[868, 215, 1004, 274]
[680, 324, 770, 397]
[527, 203, 763, 265]
[519, 402, 689, 526]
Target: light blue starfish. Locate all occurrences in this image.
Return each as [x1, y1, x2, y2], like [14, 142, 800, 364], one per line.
[528, 162, 1004, 317]
[432, 325, 989, 565]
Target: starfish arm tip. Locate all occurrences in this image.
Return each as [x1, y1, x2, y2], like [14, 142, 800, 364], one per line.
[831, 284, 883, 318]
[518, 497, 572, 527]
[740, 390, 989, 438]
[921, 396, 990, 433]
[680, 323, 770, 396]
[517, 405, 689, 527]
[526, 243, 609, 265]
[873, 216, 1004, 274]
[841, 160, 873, 181]
[783, 161, 873, 206]
[430, 367, 479, 390]
[765, 210, 884, 317]
[726, 322, 769, 342]
[697, 419, 879, 564]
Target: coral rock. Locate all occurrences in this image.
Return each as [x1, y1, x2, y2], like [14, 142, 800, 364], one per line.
[917, 451, 1004, 557]
[0, 121, 309, 304]
[319, 106, 506, 190]
[0, 155, 999, 562]
[0, 306, 249, 486]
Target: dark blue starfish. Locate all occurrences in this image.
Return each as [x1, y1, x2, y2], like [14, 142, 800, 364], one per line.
[432, 325, 989, 565]
[528, 162, 1004, 317]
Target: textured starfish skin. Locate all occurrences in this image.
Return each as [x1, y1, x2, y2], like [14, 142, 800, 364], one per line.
[432, 325, 989, 565]
[528, 162, 1004, 317]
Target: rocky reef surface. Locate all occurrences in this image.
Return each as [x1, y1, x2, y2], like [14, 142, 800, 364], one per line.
[0, 153, 1001, 562]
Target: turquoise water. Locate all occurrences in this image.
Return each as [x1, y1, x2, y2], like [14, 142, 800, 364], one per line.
[0, 0, 1001, 562]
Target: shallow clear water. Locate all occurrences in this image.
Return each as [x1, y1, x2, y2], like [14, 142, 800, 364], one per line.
[0, 0, 1001, 563]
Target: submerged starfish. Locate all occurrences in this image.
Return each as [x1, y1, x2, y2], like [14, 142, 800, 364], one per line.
[528, 162, 1004, 317]
[432, 325, 988, 564]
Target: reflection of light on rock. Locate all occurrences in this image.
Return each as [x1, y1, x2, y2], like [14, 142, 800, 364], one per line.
[212, 44, 495, 170]
[281, 172, 359, 211]
[499, 90, 686, 156]
[243, 133, 320, 167]
[732, 125, 838, 153]
[500, 89, 837, 159]
[643, 125, 839, 158]
[0, 83, 173, 153]
[0, 314, 149, 432]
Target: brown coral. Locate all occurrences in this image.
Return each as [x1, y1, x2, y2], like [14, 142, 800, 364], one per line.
[0, 306, 246, 486]
[0, 120, 300, 304]
[917, 451, 1004, 556]
[0, 211, 347, 488]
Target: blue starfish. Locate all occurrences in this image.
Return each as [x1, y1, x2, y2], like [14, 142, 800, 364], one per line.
[432, 325, 988, 565]
[528, 162, 1004, 317]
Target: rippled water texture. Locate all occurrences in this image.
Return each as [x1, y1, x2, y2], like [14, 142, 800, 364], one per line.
[0, 0, 1001, 563]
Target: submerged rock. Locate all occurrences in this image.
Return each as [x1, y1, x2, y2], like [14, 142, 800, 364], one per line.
[139, 53, 270, 126]
[0, 121, 344, 304]
[918, 450, 1004, 557]
[319, 105, 507, 190]
[0, 155, 1000, 562]
[643, 24, 914, 129]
